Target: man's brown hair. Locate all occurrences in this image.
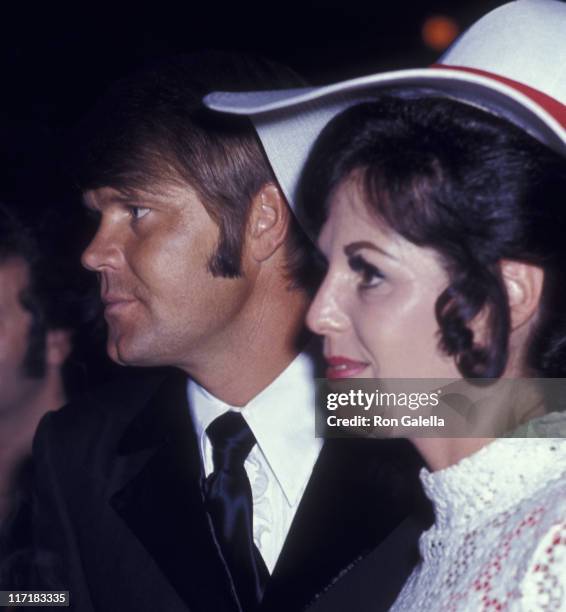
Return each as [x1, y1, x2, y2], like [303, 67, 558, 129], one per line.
[72, 51, 315, 286]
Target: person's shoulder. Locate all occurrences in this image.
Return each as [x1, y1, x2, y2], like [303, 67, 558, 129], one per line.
[527, 468, 566, 547]
[34, 367, 185, 461]
[512, 482, 566, 609]
[506, 467, 566, 609]
[503, 461, 566, 558]
[526, 469, 566, 554]
[49, 367, 177, 425]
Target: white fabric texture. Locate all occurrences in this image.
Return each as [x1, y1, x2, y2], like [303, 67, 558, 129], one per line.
[187, 352, 322, 573]
[391, 437, 566, 611]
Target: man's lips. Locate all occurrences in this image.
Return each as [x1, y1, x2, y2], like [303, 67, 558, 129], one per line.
[101, 294, 137, 315]
[325, 356, 369, 379]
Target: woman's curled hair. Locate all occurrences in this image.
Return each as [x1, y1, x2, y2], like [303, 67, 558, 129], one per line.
[298, 96, 566, 379]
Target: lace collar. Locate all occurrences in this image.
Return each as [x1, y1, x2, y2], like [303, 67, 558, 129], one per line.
[420, 426, 566, 530]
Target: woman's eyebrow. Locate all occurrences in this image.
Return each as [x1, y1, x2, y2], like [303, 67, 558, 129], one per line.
[344, 240, 396, 260]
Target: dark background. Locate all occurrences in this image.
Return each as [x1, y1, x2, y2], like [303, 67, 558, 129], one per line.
[0, 0, 507, 219]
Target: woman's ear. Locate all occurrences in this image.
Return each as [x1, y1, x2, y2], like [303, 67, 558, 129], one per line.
[500, 259, 544, 330]
[246, 182, 290, 263]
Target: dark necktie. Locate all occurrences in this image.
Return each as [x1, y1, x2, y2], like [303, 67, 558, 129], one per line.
[204, 411, 269, 611]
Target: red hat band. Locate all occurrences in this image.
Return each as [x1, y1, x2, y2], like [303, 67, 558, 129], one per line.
[432, 64, 566, 131]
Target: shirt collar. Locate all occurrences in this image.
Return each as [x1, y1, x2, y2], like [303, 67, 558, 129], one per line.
[188, 352, 322, 506]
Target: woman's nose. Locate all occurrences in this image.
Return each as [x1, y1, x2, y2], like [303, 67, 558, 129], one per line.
[306, 273, 351, 337]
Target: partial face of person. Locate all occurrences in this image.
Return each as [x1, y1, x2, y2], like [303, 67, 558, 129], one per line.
[0, 258, 40, 415]
[307, 176, 461, 380]
[82, 183, 254, 370]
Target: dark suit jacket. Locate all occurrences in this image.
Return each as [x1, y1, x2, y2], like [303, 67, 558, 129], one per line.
[306, 515, 427, 612]
[0, 369, 429, 612]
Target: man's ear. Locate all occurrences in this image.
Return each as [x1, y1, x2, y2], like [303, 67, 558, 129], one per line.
[500, 259, 544, 330]
[246, 182, 290, 263]
[46, 329, 73, 368]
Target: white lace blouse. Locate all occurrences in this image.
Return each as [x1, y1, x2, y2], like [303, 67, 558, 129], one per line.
[390, 436, 566, 611]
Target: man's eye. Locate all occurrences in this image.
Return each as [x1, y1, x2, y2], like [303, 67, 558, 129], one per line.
[348, 254, 384, 289]
[128, 206, 151, 220]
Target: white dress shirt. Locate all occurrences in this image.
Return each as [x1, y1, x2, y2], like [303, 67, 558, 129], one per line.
[187, 352, 322, 573]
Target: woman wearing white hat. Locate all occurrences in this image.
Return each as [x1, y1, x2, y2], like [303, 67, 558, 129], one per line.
[300, 93, 566, 611]
[205, 1, 566, 609]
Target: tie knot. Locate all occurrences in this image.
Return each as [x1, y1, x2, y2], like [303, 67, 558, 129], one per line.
[206, 411, 256, 471]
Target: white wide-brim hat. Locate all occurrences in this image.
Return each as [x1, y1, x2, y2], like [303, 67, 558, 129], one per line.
[204, 0, 566, 209]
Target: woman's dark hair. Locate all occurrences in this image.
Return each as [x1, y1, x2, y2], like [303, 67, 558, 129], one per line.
[298, 96, 566, 378]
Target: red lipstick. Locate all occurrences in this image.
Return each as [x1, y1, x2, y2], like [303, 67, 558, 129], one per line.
[325, 356, 369, 379]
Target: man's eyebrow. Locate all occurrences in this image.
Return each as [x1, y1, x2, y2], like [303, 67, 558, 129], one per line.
[110, 192, 144, 203]
[112, 191, 176, 206]
[344, 240, 396, 260]
[82, 192, 139, 210]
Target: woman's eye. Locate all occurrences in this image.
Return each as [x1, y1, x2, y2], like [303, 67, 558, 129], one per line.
[348, 254, 384, 289]
[128, 206, 150, 221]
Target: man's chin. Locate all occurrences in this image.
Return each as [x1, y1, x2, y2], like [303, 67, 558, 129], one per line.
[107, 338, 165, 368]
[107, 338, 142, 367]
[106, 341, 128, 366]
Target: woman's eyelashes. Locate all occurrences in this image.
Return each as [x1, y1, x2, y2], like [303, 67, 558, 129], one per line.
[347, 254, 384, 290]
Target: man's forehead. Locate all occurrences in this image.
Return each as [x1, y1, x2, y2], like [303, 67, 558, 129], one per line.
[82, 182, 199, 208]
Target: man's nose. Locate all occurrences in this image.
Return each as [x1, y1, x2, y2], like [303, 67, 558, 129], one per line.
[306, 274, 351, 337]
[81, 225, 123, 272]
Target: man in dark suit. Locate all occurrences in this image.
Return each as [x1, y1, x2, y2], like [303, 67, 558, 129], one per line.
[0, 52, 427, 611]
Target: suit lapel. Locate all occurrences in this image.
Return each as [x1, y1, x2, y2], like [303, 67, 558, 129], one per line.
[102, 371, 428, 612]
[306, 515, 424, 612]
[261, 437, 427, 612]
[109, 371, 239, 612]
